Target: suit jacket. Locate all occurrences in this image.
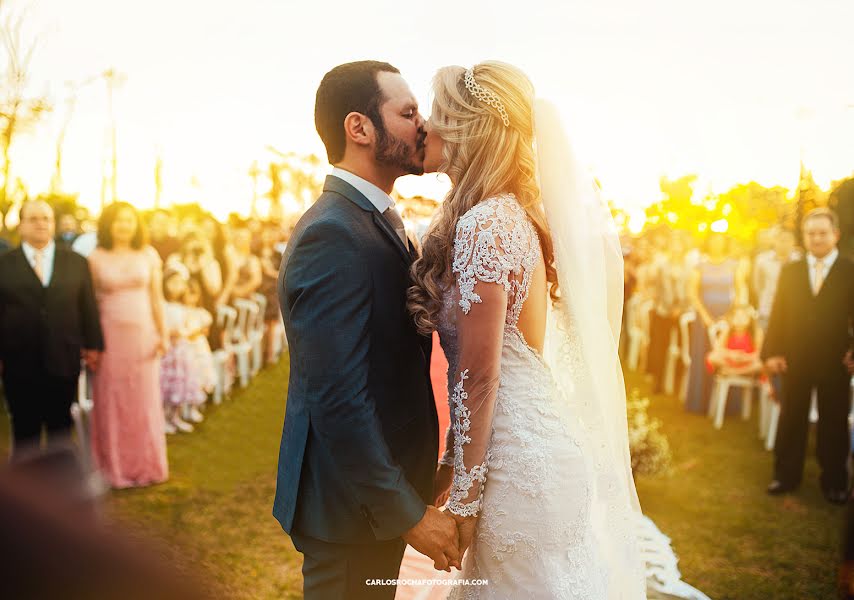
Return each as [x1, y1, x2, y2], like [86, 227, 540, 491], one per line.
[0, 246, 104, 379]
[761, 255, 854, 379]
[273, 175, 438, 544]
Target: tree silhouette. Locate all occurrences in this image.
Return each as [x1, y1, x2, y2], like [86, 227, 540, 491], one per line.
[0, 5, 50, 232]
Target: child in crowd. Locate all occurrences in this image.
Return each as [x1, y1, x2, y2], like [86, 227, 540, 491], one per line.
[183, 278, 217, 396]
[706, 304, 764, 377]
[161, 265, 207, 434]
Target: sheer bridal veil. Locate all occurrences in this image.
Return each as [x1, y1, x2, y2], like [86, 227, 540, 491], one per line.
[535, 99, 646, 599]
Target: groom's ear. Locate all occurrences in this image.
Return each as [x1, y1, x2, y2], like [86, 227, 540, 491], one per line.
[343, 112, 374, 149]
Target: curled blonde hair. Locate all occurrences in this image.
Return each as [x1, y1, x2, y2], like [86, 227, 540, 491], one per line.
[408, 61, 559, 335]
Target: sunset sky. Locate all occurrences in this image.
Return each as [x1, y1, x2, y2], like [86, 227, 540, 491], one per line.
[6, 0, 854, 218]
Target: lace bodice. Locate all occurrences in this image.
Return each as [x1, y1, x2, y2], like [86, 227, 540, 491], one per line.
[452, 194, 540, 326]
[436, 193, 543, 517]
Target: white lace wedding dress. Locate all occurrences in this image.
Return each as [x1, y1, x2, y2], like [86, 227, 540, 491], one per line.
[434, 192, 710, 600]
[437, 194, 614, 599]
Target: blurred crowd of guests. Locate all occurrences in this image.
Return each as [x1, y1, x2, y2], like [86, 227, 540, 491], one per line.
[622, 209, 854, 504]
[0, 200, 291, 489]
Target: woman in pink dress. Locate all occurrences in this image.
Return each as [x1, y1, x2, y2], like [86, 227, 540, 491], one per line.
[88, 202, 170, 488]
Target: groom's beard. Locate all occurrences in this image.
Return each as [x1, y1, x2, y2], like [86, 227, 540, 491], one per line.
[375, 123, 425, 176]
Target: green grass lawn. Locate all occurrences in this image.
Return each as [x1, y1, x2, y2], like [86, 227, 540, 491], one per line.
[0, 360, 845, 599]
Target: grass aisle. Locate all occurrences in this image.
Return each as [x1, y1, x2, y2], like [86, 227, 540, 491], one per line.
[631, 370, 843, 600]
[0, 361, 844, 598]
[104, 357, 303, 599]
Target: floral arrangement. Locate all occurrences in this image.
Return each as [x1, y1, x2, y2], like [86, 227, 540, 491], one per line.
[627, 388, 672, 476]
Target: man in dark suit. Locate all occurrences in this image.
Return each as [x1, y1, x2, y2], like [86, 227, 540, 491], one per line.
[273, 61, 459, 599]
[0, 200, 103, 460]
[762, 208, 854, 504]
[0, 237, 9, 253]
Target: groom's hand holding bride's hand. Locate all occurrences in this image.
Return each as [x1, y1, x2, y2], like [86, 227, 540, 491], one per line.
[402, 506, 462, 572]
[449, 513, 477, 557]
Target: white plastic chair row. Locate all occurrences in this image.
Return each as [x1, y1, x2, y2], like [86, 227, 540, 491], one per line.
[250, 293, 268, 375]
[212, 295, 287, 403]
[232, 298, 260, 387]
[213, 305, 237, 403]
[70, 368, 108, 498]
[626, 296, 654, 372]
[663, 311, 695, 404]
[269, 320, 287, 362]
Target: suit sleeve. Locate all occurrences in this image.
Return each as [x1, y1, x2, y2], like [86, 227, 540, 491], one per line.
[78, 256, 104, 351]
[283, 220, 425, 540]
[760, 265, 788, 361]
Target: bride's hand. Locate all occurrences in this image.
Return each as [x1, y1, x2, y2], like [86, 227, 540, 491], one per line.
[433, 463, 453, 507]
[450, 512, 478, 557]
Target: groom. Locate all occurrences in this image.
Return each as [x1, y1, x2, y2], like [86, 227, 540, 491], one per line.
[273, 61, 461, 599]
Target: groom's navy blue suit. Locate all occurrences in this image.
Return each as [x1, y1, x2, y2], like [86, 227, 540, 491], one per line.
[274, 175, 438, 599]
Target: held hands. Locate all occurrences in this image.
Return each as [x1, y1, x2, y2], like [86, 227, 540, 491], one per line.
[448, 512, 477, 559]
[402, 506, 461, 572]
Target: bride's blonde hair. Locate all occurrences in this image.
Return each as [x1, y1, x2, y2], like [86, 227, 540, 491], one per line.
[408, 61, 559, 335]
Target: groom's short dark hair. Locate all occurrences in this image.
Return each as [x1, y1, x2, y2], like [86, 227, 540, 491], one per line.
[315, 60, 400, 164]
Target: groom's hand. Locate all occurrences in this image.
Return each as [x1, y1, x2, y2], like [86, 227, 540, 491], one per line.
[402, 506, 461, 572]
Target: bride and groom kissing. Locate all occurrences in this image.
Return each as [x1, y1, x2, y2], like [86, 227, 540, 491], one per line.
[273, 60, 647, 599]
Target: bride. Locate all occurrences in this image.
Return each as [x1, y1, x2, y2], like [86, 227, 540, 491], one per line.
[407, 61, 646, 598]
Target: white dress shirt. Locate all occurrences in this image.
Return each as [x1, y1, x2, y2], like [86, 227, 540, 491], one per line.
[21, 240, 56, 287]
[806, 247, 838, 295]
[71, 231, 98, 258]
[331, 167, 395, 213]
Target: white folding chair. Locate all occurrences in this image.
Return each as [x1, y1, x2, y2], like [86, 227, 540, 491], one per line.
[849, 376, 854, 452]
[765, 400, 781, 450]
[662, 311, 690, 396]
[213, 305, 237, 403]
[71, 369, 95, 474]
[70, 368, 107, 498]
[759, 379, 774, 440]
[269, 319, 285, 363]
[676, 311, 695, 404]
[765, 388, 818, 451]
[626, 297, 654, 372]
[232, 299, 258, 388]
[250, 293, 268, 374]
[707, 313, 766, 429]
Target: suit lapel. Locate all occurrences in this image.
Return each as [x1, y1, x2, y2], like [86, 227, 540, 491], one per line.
[814, 256, 842, 299]
[47, 249, 65, 293]
[323, 175, 412, 266]
[14, 247, 44, 291]
[371, 212, 413, 265]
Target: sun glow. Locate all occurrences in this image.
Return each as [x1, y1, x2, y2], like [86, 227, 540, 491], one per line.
[2, 0, 852, 221]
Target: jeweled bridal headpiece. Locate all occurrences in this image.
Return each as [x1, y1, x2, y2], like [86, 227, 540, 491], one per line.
[464, 67, 510, 127]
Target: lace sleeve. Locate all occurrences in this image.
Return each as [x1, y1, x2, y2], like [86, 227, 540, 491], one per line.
[445, 198, 522, 517]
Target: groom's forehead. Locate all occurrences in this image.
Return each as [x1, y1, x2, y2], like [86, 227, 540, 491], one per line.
[377, 71, 417, 109]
